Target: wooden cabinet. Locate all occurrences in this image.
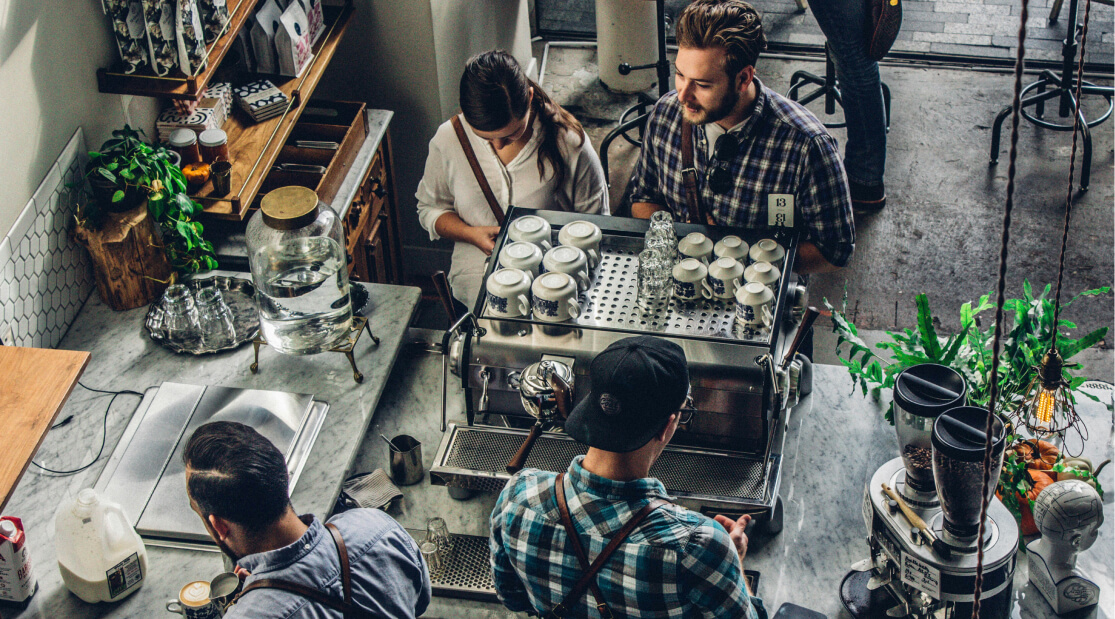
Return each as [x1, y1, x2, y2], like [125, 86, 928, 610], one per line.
[342, 129, 401, 284]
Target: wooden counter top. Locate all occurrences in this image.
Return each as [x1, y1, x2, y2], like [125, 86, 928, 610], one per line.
[0, 346, 89, 513]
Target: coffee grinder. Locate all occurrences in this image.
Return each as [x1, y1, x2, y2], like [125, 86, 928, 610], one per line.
[842, 366, 1020, 619]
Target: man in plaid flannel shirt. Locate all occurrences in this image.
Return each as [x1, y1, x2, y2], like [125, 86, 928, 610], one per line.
[490, 336, 767, 618]
[629, 0, 855, 273]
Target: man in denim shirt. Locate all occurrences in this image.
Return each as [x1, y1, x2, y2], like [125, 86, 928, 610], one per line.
[490, 336, 767, 618]
[184, 421, 430, 618]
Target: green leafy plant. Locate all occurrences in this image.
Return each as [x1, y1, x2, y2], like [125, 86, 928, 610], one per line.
[78, 126, 217, 273]
[824, 281, 1110, 423]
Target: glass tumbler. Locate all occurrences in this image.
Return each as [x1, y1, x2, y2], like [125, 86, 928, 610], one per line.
[163, 284, 200, 341]
[196, 287, 237, 349]
[645, 211, 678, 263]
[636, 249, 671, 310]
[644, 235, 677, 267]
[426, 517, 453, 556]
[420, 541, 445, 576]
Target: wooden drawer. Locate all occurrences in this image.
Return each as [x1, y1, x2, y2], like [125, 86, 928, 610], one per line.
[251, 100, 367, 209]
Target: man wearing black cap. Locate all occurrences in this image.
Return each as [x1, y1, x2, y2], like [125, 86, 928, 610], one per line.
[489, 335, 767, 618]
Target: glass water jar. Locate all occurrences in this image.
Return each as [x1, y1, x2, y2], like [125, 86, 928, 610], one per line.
[246, 186, 352, 355]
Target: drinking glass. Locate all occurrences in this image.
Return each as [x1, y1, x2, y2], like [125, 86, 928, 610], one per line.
[426, 517, 453, 555]
[196, 287, 237, 349]
[645, 211, 678, 263]
[420, 541, 445, 576]
[163, 284, 200, 341]
[636, 249, 670, 310]
[644, 235, 676, 267]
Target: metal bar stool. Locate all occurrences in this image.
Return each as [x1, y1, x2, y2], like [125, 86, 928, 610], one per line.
[989, 0, 1112, 191]
[786, 43, 892, 131]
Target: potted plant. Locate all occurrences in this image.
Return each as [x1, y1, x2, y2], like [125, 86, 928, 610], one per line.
[825, 281, 1110, 528]
[78, 126, 218, 274]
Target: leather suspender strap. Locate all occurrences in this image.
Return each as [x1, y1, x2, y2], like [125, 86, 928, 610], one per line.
[450, 115, 506, 226]
[680, 120, 712, 225]
[231, 523, 375, 619]
[546, 473, 667, 619]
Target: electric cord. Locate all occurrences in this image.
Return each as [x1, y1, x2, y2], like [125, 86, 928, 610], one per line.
[31, 383, 145, 476]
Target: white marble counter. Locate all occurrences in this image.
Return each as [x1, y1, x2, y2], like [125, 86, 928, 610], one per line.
[352, 350, 1114, 619]
[1, 280, 420, 619]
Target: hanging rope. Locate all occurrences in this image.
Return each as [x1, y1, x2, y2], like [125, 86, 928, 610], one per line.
[1051, 0, 1096, 344]
[970, 0, 1030, 614]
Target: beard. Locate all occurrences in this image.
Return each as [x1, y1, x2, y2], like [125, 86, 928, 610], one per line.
[680, 79, 740, 125]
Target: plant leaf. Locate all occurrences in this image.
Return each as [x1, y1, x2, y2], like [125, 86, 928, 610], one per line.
[1059, 328, 1107, 360]
[111, 190, 125, 203]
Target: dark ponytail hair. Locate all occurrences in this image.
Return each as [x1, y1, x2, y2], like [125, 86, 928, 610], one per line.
[460, 50, 586, 187]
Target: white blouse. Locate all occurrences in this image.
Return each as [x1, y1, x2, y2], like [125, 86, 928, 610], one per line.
[416, 113, 609, 306]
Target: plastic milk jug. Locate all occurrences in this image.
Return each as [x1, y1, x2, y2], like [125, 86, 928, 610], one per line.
[0, 516, 37, 602]
[55, 489, 148, 603]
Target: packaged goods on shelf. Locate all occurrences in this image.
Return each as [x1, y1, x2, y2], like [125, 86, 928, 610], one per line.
[249, 0, 283, 74]
[104, 0, 151, 74]
[275, 2, 314, 77]
[175, 0, 208, 75]
[141, 0, 179, 77]
[304, 0, 325, 46]
[234, 80, 290, 122]
[198, 0, 231, 43]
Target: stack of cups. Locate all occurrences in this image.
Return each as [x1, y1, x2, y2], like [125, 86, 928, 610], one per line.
[636, 248, 671, 310]
[644, 211, 678, 265]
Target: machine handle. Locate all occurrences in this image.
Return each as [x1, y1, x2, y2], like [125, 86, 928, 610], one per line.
[550, 372, 572, 421]
[478, 368, 491, 414]
[507, 422, 545, 473]
[881, 483, 952, 559]
[780, 307, 823, 371]
[432, 270, 459, 327]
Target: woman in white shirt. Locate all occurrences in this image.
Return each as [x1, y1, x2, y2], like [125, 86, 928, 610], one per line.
[416, 50, 609, 308]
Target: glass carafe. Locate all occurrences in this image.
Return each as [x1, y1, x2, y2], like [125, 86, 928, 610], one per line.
[246, 186, 352, 355]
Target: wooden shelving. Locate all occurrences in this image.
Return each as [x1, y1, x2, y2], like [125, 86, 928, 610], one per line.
[97, 0, 263, 100]
[192, 3, 355, 221]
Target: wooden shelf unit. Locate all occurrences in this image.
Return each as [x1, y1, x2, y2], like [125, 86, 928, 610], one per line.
[192, 2, 356, 221]
[96, 0, 263, 100]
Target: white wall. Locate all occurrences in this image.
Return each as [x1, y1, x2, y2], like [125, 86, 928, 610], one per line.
[317, 0, 534, 281]
[0, 0, 157, 240]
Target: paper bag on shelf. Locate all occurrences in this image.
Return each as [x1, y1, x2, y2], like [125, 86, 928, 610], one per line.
[140, 0, 179, 76]
[104, 0, 151, 74]
[275, 1, 314, 77]
[175, 0, 208, 75]
[250, 0, 282, 74]
[197, 0, 231, 44]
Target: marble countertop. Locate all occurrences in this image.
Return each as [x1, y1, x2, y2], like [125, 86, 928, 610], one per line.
[1, 277, 420, 619]
[352, 349, 1114, 619]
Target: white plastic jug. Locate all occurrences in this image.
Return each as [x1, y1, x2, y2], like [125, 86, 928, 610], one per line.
[55, 489, 148, 603]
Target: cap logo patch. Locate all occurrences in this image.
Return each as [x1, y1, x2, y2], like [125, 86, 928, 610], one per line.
[599, 393, 622, 416]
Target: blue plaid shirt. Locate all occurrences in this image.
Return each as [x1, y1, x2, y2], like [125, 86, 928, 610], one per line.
[490, 456, 767, 618]
[628, 78, 856, 268]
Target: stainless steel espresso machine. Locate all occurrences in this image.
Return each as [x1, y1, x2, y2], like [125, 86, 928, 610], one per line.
[430, 208, 812, 526]
[844, 367, 1019, 619]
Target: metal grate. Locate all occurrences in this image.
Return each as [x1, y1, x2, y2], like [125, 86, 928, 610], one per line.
[407, 529, 498, 601]
[486, 235, 771, 342]
[441, 428, 768, 501]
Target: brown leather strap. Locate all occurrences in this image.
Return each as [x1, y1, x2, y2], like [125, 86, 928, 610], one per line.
[680, 120, 714, 225]
[231, 523, 373, 619]
[326, 523, 352, 606]
[547, 473, 666, 619]
[450, 115, 506, 226]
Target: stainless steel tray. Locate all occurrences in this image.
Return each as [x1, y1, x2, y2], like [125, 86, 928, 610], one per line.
[144, 276, 260, 355]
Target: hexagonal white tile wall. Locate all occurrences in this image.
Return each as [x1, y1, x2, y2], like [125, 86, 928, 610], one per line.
[0, 128, 94, 348]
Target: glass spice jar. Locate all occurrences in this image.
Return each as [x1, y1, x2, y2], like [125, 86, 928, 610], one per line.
[198, 129, 230, 163]
[168, 129, 201, 165]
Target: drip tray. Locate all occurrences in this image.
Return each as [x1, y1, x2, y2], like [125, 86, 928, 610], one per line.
[429, 424, 777, 513]
[405, 529, 497, 602]
[94, 382, 329, 546]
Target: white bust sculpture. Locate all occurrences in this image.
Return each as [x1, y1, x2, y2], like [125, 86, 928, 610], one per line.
[1027, 479, 1104, 614]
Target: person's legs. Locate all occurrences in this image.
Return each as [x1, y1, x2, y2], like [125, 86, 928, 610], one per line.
[806, 0, 888, 207]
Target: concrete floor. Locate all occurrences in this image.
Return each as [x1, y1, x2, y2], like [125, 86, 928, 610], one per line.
[541, 44, 1114, 381]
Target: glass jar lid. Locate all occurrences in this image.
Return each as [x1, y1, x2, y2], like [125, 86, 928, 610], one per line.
[261, 186, 320, 230]
[198, 129, 227, 147]
[168, 129, 197, 147]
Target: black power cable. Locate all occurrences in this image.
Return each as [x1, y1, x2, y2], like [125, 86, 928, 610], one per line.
[31, 382, 144, 476]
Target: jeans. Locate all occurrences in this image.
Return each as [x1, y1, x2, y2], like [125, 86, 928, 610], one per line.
[807, 0, 887, 187]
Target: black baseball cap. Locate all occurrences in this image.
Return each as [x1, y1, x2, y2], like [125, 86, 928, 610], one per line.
[564, 336, 689, 453]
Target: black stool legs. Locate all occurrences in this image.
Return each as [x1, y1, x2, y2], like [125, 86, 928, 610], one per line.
[787, 44, 892, 131]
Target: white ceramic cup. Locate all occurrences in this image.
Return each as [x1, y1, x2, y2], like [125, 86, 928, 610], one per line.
[707, 257, 745, 300]
[531, 272, 581, 322]
[557, 220, 602, 269]
[744, 261, 781, 287]
[677, 232, 714, 264]
[749, 238, 785, 269]
[735, 281, 775, 328]
[508, 215, 552, 252]
[485, 268, 532, 318]
[714, 235, 749, 262]
[498, 241, 543, 279]
[671, 258, 713, 301]
[542, 246, 591, 291]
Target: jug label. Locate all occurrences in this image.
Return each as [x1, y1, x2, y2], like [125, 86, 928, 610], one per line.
[106, 552, 143, 599]
[900, 552, 940, 598]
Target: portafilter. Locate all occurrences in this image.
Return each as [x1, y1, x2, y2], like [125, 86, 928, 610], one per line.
[506, 360, 574, 473]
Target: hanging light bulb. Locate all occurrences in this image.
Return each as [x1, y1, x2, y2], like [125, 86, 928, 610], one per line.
[1018, 346, 1078, 438]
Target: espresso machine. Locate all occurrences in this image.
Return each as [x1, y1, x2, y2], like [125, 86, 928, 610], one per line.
[844, 368, 1019, 619]
[430, 208, 812, 526]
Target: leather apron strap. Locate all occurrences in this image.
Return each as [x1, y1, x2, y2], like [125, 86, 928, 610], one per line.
[680, 120, 715, 225]
[450, 115, 506, 226]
